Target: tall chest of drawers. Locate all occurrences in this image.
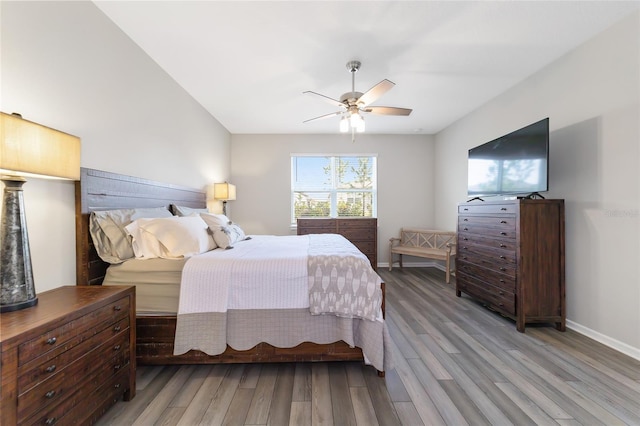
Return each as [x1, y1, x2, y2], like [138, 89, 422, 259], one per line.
[1, 285, 136, 425]
[297, 218, 378, 270]
[455, 199, 565, 332]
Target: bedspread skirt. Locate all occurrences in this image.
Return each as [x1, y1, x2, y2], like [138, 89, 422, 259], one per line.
[174, 308, 388, 371]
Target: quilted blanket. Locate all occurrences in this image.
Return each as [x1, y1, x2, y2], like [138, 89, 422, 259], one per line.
[307, 234, 383, 321]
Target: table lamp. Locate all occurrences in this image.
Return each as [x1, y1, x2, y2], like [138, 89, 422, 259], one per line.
[213, 182, 236, 216]
[1, 112, 81, 312]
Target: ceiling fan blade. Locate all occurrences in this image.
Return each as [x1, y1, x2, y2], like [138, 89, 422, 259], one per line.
[303, 111, 343, 123]
[303, 91, 346, 109]
[363, 106, 412, 116]
[357, 79, 395, 107]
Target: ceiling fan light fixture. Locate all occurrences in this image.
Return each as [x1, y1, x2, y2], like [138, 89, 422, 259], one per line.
[350, 112, 365, 132]
[339, 116, 349, 133]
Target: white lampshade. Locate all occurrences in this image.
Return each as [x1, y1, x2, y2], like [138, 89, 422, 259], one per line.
[1, 112, 81, 180]
[214, 182, 236, 201]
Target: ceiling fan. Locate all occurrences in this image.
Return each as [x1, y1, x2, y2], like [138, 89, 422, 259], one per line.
[303, 60, 412, 139]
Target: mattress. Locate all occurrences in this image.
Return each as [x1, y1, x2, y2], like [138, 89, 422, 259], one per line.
[102, 258, 187, 314]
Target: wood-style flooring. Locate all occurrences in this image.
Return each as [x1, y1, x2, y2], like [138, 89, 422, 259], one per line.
[97, 267, 640, 425]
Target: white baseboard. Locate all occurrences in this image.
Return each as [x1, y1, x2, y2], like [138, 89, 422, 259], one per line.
[566, 320, 640, 361]
[378, 263, 639, 361]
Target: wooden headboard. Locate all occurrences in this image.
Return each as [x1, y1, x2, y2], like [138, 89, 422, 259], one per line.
[75, 168, 206, 285]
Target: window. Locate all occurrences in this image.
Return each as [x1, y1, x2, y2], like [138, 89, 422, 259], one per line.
[291, 155, 377, 223]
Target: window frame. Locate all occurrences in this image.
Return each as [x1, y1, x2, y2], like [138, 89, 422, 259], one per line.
[291, 154, 378, 224]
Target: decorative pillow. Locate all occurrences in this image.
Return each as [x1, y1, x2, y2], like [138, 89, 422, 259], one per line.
[125, 216, 216, 259]
[170, 205, 209, 217]
[212, 223, 247, 249]
[198, 212, 231, 229]
[89, 207, 172, 263]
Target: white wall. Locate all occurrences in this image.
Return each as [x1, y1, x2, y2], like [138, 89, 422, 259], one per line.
[230, 133, 435, 264]
[434, 12, 640, 358]
[1, 1, 231, 293]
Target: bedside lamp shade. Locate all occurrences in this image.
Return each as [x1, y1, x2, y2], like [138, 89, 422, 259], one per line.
[1, 112, 81, 312]
[213, 182, 236, 216]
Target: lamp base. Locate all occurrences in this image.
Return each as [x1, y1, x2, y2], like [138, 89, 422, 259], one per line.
[0, 296, 37, 313]
[1, 177, 38, 313]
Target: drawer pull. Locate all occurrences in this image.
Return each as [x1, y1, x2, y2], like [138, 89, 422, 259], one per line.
[114, 364, 121, 371]
[499, 267, 506, 271]
[463, 208, 469, 211]
[499, 291, 505, 295]
[500, 244, 506, 248]
[500, 207, 507, 211]
[463, 237, 468, 241]
[46, 337, 57, 345]
[114, 344, 121, 351]
[500, 279, 505, 283]
[462, 246, 468, 250]
[500, 220, 507, 224]
[114, 305, 122, 311]
[45, 417, 56, 425]
[45, 390, 56, 399]
[45, 364, 56, 373]
[463, 218, 468, 221]
[499, 255, 506, 259]
[500, 232, 507, 235]
[114, 383, 121, 389]
[462, 256, 467, 260]
[114, 325, 121, 332]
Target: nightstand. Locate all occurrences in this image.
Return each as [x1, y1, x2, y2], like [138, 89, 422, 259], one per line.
[0, 285, 136, 424]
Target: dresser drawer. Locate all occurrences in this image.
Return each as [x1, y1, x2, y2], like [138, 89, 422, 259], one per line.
[458, 223, 517, 239]
[458, 203, 517, 215]
[458, 215, 516, 230]
[338, 227, 376, 241]
[297, 219, 335, 234]
[457, 244, 516, 267]
[18, 296, 130, 366]
[17, 332, 130, 419]
[456, 260, 516, 291]
[456, 271, 515, 315]
[336, 218, 377, 229]
[350, 240, 375, 255]
[22, 366, 130, 426]
[18, 316, 129, 394]
[458, 233, 517, 251]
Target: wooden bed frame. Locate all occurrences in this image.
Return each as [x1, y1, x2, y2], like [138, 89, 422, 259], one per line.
[75, 168, 384, 369]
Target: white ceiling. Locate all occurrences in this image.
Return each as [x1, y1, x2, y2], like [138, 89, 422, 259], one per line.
[94, 1, 639, 135]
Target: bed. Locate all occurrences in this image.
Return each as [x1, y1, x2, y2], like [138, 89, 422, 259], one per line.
[75, 168, 386, 373]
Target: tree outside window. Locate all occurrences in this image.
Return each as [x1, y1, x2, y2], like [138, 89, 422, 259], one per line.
[291, 155, 377, 223]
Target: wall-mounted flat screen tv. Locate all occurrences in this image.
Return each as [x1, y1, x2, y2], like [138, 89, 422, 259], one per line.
[467, 118, 549, 198]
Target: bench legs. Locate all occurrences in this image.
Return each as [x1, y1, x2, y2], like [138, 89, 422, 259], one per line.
[389, 254, 403, 271]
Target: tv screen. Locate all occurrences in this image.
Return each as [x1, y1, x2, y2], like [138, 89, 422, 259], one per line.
[467, 118, 549, 198]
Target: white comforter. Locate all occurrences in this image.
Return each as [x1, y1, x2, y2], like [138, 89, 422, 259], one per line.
[177, 235, 310, 314]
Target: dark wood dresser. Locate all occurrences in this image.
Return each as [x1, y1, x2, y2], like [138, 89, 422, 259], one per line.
[0, 285, 136, 425]
[455, 199, 565, 332]
[297, 218, 378, 270]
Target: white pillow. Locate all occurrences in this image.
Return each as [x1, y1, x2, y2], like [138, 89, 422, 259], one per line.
[125, 216, 216, 259]
[198, 212, 231, 229]
[212, 223, 247, 249]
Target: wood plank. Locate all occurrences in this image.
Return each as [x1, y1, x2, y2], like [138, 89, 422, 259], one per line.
[350, 386, 380, 426]
[311, 363, 333, 426]
[245, 363, 278, 424]
[176, 364, 229, 425]
[222, 387, 254, 425]
[329, 363, 357, 426]
[199, 365, 246, 425]
[289, 401, 311, 426]
[267, 363, 295, 425]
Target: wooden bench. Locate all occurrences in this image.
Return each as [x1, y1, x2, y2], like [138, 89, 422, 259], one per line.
[389, 228, 457, 283]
